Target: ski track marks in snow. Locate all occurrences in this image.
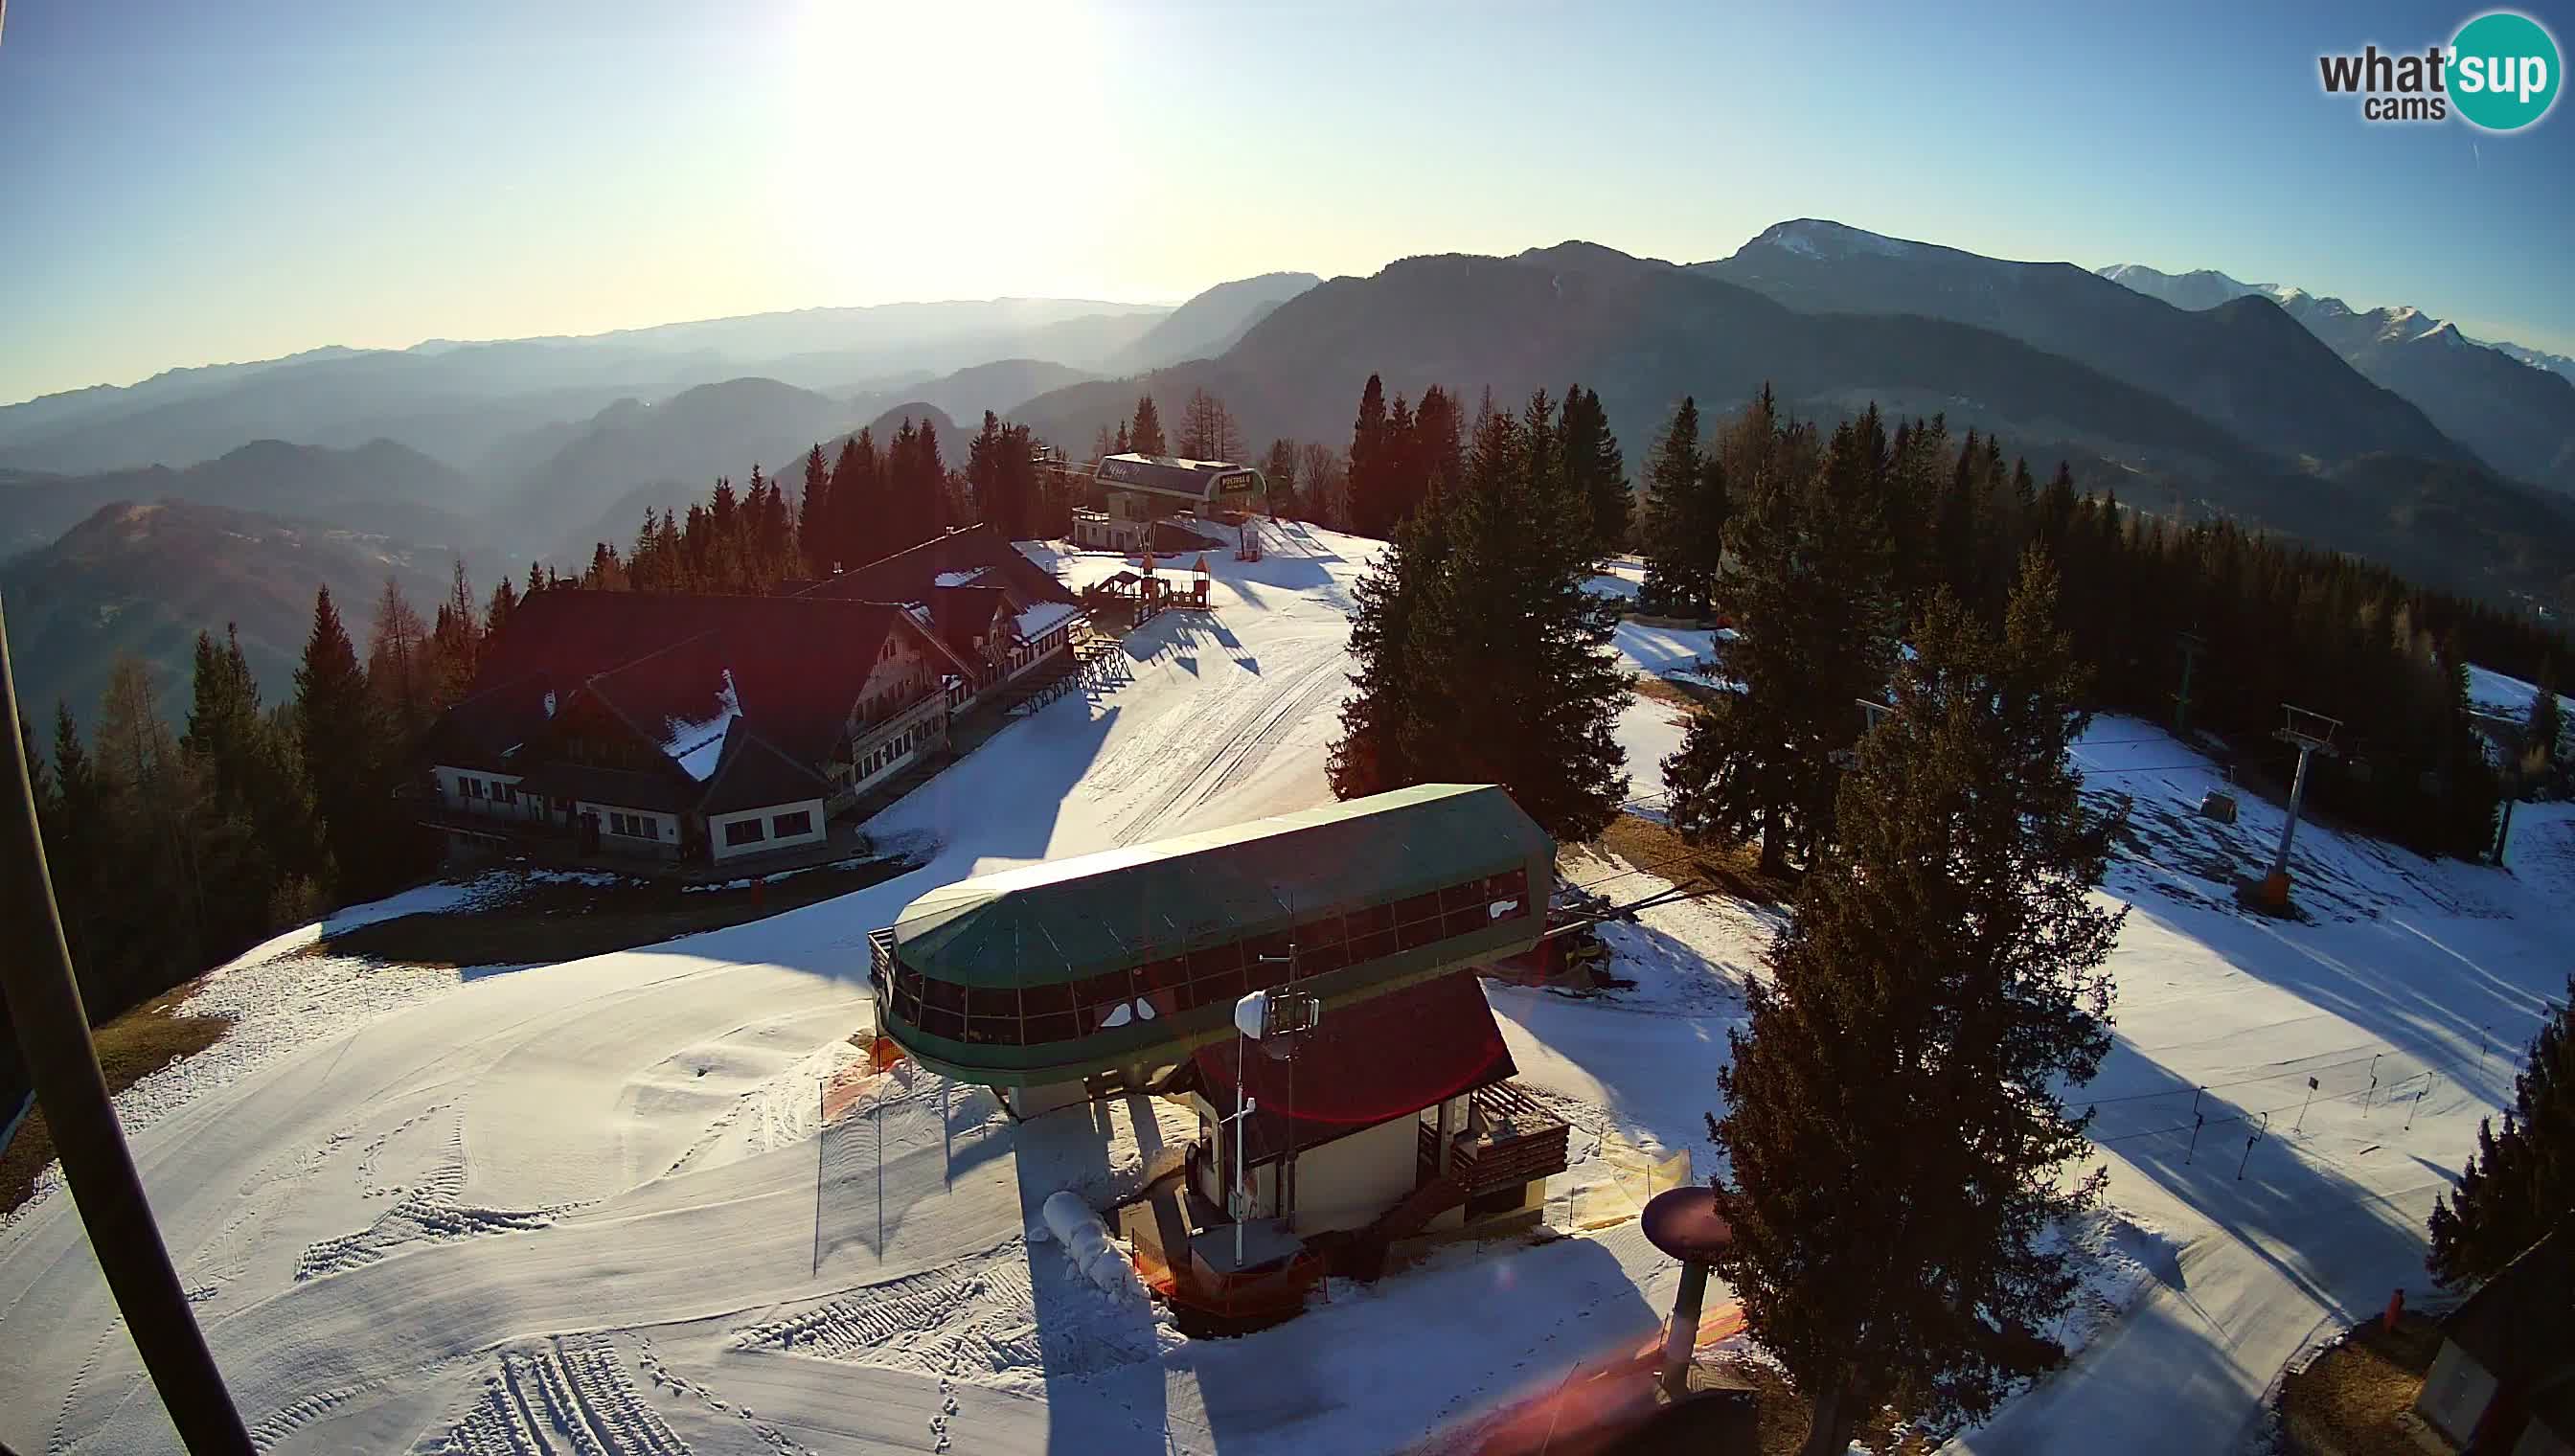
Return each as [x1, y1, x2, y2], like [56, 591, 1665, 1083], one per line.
[731, 1240, 1168, 1389]
[297, 1111, 568, 1281]
[415, 1335, 694, 1456]
[1112, 646, 1349, 844]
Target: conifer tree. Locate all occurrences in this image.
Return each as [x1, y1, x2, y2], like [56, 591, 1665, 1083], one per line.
[831, 430, 879, 571]
[1260, 439, 1298, 519]
[487, 575, 518, 636]
[1328, 509, 1446, 800]
[1412, 385, 1465, 521]
[1347, 375, 1397, 538]
[2527, 659, 2564, 775]
[2428, 977, 2573, 1288]
[1711, 557, 2125, 1454]
[44, 702, 101, 970]
[1637, 397, 1709, 615]
[1330, 396, 1629, 838]
[295, 585, 376, 894]
[1128, 395, 1166, 457]
[1559, 384, 1629, 559]
[968, 411, 1040, 538]
[799, 442, 834, 578]
[1664, 410, 1899, 871]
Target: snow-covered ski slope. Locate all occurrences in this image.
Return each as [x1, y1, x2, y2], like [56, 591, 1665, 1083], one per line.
[0, 520, 2567, 1455]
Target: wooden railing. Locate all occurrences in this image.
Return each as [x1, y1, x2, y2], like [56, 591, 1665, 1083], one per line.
[1418, 1081, 1572, 1196]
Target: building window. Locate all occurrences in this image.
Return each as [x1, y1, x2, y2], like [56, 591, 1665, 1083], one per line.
[464, 776, 485, 800]
[605, 811, 658, 839]
[772, 810, 813, 838]
[724, 818, 766, 848]
[495, 782, 517, 806]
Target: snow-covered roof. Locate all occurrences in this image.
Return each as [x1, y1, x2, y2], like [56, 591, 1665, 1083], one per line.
[933, 568, 989, 587]
[1015, 602, 1082, 641]
[662, 670, 741, 784]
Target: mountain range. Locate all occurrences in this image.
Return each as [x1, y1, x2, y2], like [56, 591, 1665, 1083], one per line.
[2096, 262, 2575, 495]
[0, 297, 1192, 477]
[0, 499, 459, 729]
[9, 230, 2572, 727]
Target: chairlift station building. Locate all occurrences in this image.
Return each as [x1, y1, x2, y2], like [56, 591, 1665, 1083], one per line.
[868, 784, 1574, 1275]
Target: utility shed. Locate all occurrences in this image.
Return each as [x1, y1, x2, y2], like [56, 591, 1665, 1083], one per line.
[869, 784, 1555, 1090]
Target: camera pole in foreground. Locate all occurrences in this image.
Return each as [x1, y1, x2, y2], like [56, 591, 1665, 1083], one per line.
[0, 597, 255, 1455]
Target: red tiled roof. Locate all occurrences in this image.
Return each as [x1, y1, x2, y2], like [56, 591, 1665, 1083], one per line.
[799, 523, 1079, 610]
[448, 588, 920, 772]
[1185, 971, 1518, 1166]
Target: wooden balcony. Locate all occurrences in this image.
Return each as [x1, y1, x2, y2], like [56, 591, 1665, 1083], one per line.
[1418, 1081, 1572, 1197]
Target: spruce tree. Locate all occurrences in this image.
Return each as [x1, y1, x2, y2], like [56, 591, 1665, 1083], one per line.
[831, 430, 880, 571]
[1410, 385, 1465, 525]
[1329, 399, 1629, 839]
[1347, 375, 1396, 538]
[2428, 977, 2573, 1288]
[1128, 395, 1166, 457]
[799, 442, 834, 577]
[1637, 397, 1706, 615]
[2527, 659, 2564, 775]
[486, 576, 518, 635]
[1559, 384, 1629, 559]
[1664, 410, 1899, 872]
[295, 585, 376, 895]
[1260, 439, 1298, 519]
[46, 703, 100, 967]
[1712, 557, 2125, 1454]
[1328, 508, 1447, 800]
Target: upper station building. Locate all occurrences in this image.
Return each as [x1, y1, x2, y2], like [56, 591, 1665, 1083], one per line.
[1073, 453, 1265, 552]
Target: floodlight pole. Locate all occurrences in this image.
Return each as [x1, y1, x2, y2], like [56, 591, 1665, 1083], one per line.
[0, 595, 255, 1455]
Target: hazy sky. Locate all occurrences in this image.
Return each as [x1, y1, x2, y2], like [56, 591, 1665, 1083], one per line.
[4, 0, 2571, 405]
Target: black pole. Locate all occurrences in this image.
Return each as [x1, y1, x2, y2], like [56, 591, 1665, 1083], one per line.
[0, 595, 255, 1454]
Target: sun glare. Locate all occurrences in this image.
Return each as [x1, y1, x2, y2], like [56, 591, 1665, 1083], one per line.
[780, 0, 1116, 303]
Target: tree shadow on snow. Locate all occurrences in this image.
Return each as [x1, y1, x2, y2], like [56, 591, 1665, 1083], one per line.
[2084, 1036, 2434, 1321]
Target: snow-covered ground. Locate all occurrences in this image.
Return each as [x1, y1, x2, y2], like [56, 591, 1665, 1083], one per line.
[2466, 662, 2570, 725]
[3, 523, 2569, 1455]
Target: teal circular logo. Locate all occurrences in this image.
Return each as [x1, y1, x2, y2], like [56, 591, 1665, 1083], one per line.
[2451, 11, 2561, 130]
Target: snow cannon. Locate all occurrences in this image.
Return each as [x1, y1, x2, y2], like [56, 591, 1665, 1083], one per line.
[1642, 1186, 1734, 1399]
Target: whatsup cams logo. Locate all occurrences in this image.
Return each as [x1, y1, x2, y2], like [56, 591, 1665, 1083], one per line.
[2318, 11, 2561, 129]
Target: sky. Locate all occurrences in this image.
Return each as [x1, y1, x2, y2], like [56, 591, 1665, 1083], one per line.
[2, 0, 2571, 405]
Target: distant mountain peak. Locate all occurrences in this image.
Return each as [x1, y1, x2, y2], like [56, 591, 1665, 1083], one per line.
[1738, 218, 1924, 262]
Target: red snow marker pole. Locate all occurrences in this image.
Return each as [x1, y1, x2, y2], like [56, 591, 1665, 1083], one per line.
[0, 595, 255, 1455]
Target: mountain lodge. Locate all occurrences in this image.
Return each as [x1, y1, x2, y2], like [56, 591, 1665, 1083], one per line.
[422, 524, 1085, 867]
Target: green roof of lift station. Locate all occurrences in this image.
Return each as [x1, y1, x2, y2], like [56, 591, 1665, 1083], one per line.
[889, 784, 1556, 991]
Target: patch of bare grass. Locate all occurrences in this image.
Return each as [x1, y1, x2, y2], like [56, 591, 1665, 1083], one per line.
[3, 990, 233, 1216]
[312, 855, 913, 968]
[2278, 1313, 2445, 1456]
[1588, 812, 1795, 908]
